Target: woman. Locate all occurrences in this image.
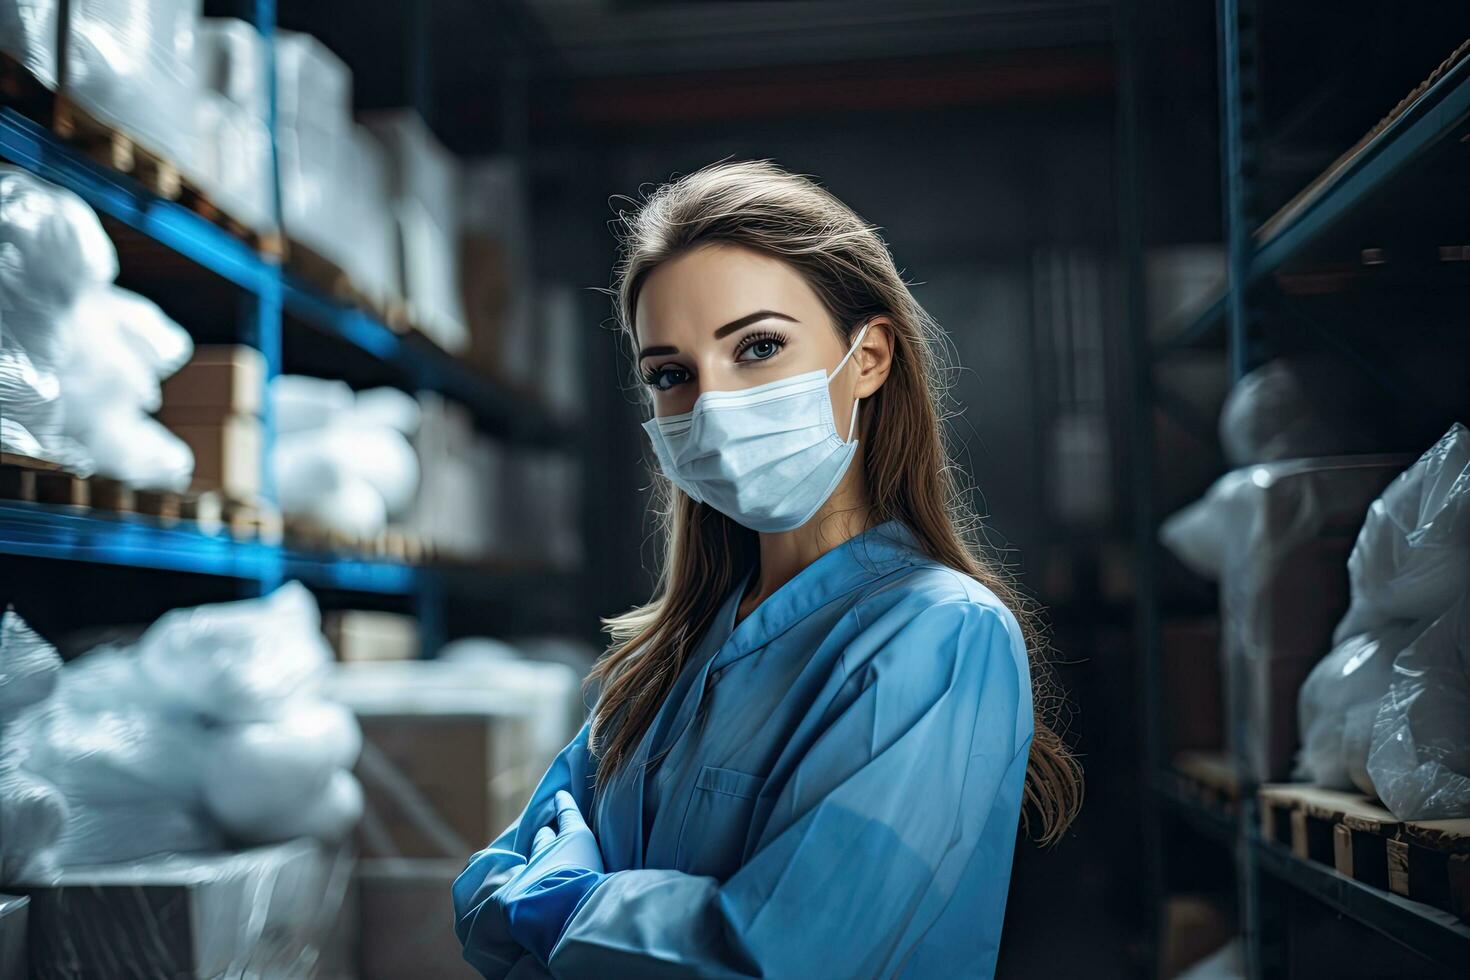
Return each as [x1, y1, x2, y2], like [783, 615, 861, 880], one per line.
[453, 158, 1082, 979]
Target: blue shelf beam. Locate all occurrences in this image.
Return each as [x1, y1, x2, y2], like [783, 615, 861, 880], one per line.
[0, 501, 281, 581]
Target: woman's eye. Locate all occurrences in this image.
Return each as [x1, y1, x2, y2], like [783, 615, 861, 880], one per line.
[737, 338, 782, 362]
[645, 365, 690, 391]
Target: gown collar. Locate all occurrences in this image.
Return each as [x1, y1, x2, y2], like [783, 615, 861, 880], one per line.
[710, 517, 927, 672]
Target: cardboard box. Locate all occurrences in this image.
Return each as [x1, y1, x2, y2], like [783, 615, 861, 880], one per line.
[357, 859, 480, 980]
[324, 610, 421, 663]
[165, 414, 262, 500]
[1221, 454, 1412, 780]
[14, 839, 348, 979]
[159, 345, 266, 420]
[356, 712, 537, 859]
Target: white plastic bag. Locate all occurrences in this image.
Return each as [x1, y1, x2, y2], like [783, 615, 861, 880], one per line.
[0, 606, 62, 717]
[1218, 355, 1384, 466]
[201, 699, 361, 830]
[1334, 423, 1470, 644]
[136, 581, 332, 723]
[1294, 621, 1419, 788]
[1366, 596, 1470, 820]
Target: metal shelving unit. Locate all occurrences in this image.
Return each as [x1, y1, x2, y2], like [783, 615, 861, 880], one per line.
[1123, 1, 1470, 975]
[0, 3, 581, 654]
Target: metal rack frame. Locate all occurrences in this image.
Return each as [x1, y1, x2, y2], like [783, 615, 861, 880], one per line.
[1123, 0, 1470, 975]
[0, 1, 580, 654]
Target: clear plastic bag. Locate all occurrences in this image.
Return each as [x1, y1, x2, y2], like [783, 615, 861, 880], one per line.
[0, 0, 60, 89]
[1294, 621, 1419, 787]
[1366, 596, 1470, 820]
[1218, 354, 1388, 466]
[0, 606, 62, 717]
[1333, 422, 1470, 644]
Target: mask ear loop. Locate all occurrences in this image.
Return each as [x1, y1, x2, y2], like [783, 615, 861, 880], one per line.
[829, 320, 872, 443]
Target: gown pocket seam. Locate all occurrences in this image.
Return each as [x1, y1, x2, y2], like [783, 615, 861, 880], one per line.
[675, 765, 767, 873]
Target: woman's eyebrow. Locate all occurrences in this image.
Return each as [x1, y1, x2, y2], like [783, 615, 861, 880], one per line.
[638, 310, 800, 360]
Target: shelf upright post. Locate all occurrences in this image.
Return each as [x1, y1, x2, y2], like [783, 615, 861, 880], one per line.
[239, 0, 285, 597]
[1218, 0, 1276, 974]
[1114, 0, 1166, 970]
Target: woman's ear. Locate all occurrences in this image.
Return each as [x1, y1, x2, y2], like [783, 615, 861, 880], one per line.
[854, 317, 896, 399]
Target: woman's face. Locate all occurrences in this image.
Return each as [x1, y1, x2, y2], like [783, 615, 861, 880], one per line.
[635, 242, 874, 431]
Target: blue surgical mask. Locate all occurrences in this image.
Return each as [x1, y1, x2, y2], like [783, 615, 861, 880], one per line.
[642, 322, 872, 532]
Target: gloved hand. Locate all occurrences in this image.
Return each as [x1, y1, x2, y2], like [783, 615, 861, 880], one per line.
[497, 789, 608, 969]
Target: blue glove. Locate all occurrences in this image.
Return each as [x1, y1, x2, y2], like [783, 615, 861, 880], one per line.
[497, 789, 608, 969]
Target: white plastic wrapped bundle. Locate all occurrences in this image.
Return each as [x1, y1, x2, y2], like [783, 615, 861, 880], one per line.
[270, 377, 423, 536]
[64, 0, 202, 172]
[0, 164, 117, 377]
[362, 110, 468, 352]
[195, 17, 266, 122]
[0, 766, 68, 881]
[136, 582, 331, 724]
[277, 119, 343, 260]
[1366, 597, 1470, 820]
[274, 29, 351, 135]
[0, 606, 62, 717]
[1294, 621, 1420, 788]
[193, 90, 273, 233]
[201, 699, 362, 843]
[57, 284, 196, 490]
[0, 0, 60, 89]
[1333, 423, 1470, 644]
[338, 125, 399, 301]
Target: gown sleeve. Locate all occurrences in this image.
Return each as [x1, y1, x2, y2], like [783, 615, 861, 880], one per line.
[544, 598, 1033, 979]
[455, 716, 599, 979]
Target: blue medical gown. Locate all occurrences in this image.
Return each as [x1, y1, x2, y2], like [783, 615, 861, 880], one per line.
[453, 518, 1034, 979]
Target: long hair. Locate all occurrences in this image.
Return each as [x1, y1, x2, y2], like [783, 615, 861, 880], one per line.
[587, 158, 1083, 845]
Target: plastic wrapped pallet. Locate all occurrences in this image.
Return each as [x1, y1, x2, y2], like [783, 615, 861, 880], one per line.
[63, 0, 202, 174]
[12, 838, 352, 979]
[274, 29, 351, 137]
[326, 659, 581, 860]
[195, 18, 266, 122]
[0, 0, 60, 88]
[538, 280, 585, 420]
[339, 124, 400, 304]
[362, 110, 468, 352]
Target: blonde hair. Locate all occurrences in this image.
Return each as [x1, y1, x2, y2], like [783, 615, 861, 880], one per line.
[587, 158, 1082, 845]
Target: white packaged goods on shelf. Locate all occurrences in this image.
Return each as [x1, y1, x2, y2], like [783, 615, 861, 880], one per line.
[64, 0, 202, 172]
[1367, 595, 1470, 820]
[196, 18, 266, 122]
[136, 581, 330, 723]
[1333, 422, 1470, 644]
[1, 584, 364, 880]
[193, 90, 273, 232]
[58, 284, 196, 490]
[0, 0, 60, 88]
[271, 376, 422, 535]
[274, 29, 351, 136]
[362, 110, 468, 352]
[340, 124, 400, 300]
[1218, 355, 1389, 466]
[14, 839, 351, 978]
[408, 391, 499, 556]
[277, 118, 343, 256]
[1295, 620, 1420, 788]
[0, 606, 61, 716]
[1295, 424, 1470, 792]
[1160, 454, 1411, 781]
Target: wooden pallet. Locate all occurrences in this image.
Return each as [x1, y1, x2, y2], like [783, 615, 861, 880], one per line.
[284, 515, 429, 563]
[1173, 751, 1242, 815]
[0, 53, 282, 257]
[1258, 784, 1469, 921]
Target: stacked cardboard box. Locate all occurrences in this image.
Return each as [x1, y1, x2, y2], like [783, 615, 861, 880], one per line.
[323, 610, 421, 663]
[158, 345, 265, 501]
